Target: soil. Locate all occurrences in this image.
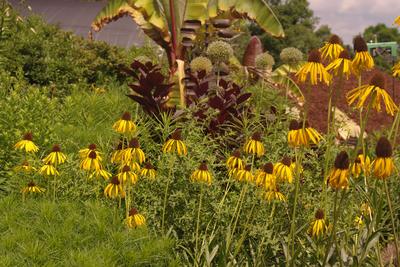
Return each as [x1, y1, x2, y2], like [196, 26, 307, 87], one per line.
[295, 69, 400, 135]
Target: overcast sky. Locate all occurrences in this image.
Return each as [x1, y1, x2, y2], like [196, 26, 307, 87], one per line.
[309, 0, 400, 45]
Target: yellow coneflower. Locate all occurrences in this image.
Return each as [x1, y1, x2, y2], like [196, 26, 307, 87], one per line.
[21, 181, 45, 194]
[119, 161, 140, 173]
[347, 73, 398, 116]
[296, 49, 331, 85]
[126, 208, 146, 228]
[354, 216, 364, 227]
[243, 132, 265, 157]
[111, 141, 125, 164]
[288, 120, 305, 147]
[352, 35, 374, 74]
[14, 132, 39, 153]
[117, 165, 138, 185]
[90, 168, 112, 180]
[372, 137, 396, 179]
[274, 157, 293, 183]
[226, 150, 244, 170]
[327, 151, 350, 189]
[326, 49, 354, 79]
[319, 34, 344, 61]
[190, 161, 212, 185]
[361, 202, 372, 217]
[162, 129, 188, 156]
[264, 186, 286, 202]
[43, 144, 67, 165]
[79, 143, 102, 160]
[140, 162, 156, 180]
[228, 167, 242, 179]
[80, 151, 102, 171]
[104, 176, 125, 198]
[122, 138, 145, 164]
[290, 157, 303, 174]
[394, 16, 400, 26]
[303, 121, 323, 146]
[309, 209, 328, 238]
[351, 151, 371, 177]
[39, 164, 59, 176]
[236, 165, 253, 182]
[14, 160, 36, 173]
[392, 61, 400, 77]
[112, 111, 137, 135]
[254, 162, 276, 190]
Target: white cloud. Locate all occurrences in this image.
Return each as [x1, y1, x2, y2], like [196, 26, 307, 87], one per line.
[308, 0, 400, 44]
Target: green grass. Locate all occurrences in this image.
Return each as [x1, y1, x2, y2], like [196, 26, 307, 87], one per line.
[0, 196, 176, 267]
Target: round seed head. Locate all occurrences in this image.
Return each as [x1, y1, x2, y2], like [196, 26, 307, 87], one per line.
[280, 47, 303, 64]
[315, 209, 324, 219]
[121, 112, 132, 121]
[129, 208, 138, 216]
[23, 132, 33, 141]
[262, 162, 274, 174]
[252, 132, 262, 141]
[339, 49, 350, 60]
[289, 120, 300, 130]
[88, 143, 97, 150]
[328, 34, 342, 45]
[88, 151, 97, 159]
[334, 151, 349, 169]
[51, 144, 61, 152]
[370, 73, 385, 89]
[190, 56, 213, 74]
[308, 49, 321, 63]
[375, 137, 392, 158]
[353, 35, 368, 52]
[281, 156, 292, 167]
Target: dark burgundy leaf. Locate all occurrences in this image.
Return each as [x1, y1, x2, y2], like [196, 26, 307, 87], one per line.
[209, 96, 224, 110]
[237, 93, 251, 105]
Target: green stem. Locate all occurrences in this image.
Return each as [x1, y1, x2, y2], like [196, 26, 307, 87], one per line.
[323, 191, 339, 266]
[384, 181, 400, 266]
[288, 149, 301, 266]
[161, 157, 175, 234]
[195, 186, 204, 265]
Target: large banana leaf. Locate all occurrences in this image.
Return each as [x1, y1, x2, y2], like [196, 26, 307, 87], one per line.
[91, 0, 284, 50]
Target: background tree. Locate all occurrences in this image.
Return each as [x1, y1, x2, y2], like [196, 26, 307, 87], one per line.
[362, 23, 400, 71]
[249, 0, 331, 64]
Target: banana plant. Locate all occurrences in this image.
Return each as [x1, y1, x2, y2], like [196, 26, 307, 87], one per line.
[91, 0, 284, 72]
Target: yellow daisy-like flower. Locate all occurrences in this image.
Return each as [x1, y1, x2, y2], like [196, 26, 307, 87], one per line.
[394, 15, 400, 26]
[274, 157, 293, 183]
[352, 35, 374, 74]
[243, 132, 265, 157]
[309, 209, 328, 238]
[39, 164, 59, 176]
[111, 141, 125, 164]
[296, 49, 331, 85]
[288, 120, 306, 148]
[14, 161, 36, 173]
[126, 208, 146, 228]
[118, 161, 140, 172]
[228, 168, 242, 179]
[104, 176, 125, 198]
[361, 203, 372, 217]
[43, 144, 67, 165]
[372, 137, 396, 179]
[351, 152, 371, 177]
[140, 162, 156, 180]
[264, 186, 286, 202]
[190, 161, 212, 185]
[89, 168, 112, 180]
[392, 61, 400, 77]
[290, 157, 303, 174]
[80, 151, 102, 171]
[326, 49, 354, 79]
[21, 181, 45, 194]
[354, 216, 364, 227]
[14, 132, 39, 153]
[254, 163, 276, 190]
[162, 129, 188, 156]
[347, 73, 398, 116]
[117, 165, 138, 185]
[122, 138, 146, 164]
[112, 111, 137, 135]
[327, 151, 350, 189]
[319, 34, 344, 61]
[236, 165, 253, 182]
[303, 121, 323, 146]
[226, 150, 244, 170]
[79, 143, 102, 161]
